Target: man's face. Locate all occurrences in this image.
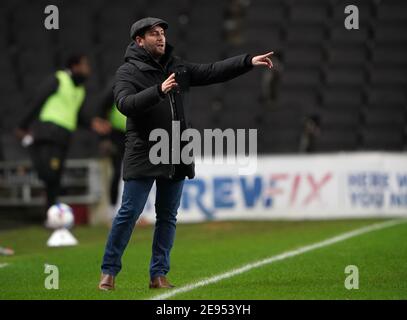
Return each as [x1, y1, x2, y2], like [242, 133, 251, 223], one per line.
[136, 25, 166, 59]
[72, 56, 91, 78]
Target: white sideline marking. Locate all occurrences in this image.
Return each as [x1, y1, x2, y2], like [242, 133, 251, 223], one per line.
[0, 263, 10, 269]
[150, 219, 406, 300]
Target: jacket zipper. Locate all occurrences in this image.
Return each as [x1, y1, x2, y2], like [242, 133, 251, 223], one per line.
[168, 92, 177, 179]
[154, 60, 176, 179]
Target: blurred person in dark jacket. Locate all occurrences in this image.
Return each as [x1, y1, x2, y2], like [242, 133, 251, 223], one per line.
[261, 54, 282, 106]
[98, 17, 274, 291]
[15, 54, 92, 214]
[90, 80, 126, 217]
[299, 114, 321, 153]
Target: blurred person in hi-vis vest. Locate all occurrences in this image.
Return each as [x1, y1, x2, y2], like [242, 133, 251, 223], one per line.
[90, 80, 127, 219]
[15, 54, 92, 213]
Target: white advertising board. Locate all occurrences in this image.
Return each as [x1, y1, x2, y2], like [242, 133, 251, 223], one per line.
[138, 152, 407, 222]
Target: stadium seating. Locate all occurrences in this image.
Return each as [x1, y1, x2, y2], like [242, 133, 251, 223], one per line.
[0, 0, 406, 160]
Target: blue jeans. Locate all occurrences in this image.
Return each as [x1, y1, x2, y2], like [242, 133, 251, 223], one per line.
[101, 177, 184, 279]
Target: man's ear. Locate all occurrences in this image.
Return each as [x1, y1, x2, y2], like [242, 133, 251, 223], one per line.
[135, 36, 144, 47]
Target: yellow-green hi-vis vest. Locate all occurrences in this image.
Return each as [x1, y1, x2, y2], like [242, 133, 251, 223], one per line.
[108, 104, 126, 132]
[39, 70, 85, 132]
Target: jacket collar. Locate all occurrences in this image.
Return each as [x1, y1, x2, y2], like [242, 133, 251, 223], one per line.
[124, 41, 174, 72]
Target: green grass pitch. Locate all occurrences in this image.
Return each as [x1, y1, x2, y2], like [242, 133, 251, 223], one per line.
[0, 219, 406, 300]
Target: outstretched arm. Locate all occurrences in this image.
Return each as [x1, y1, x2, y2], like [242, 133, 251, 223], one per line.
[17, 75, 58, 130]
[185, 54, 253, 87]
[15, 75, 59, 140]
[185, 52, 274, 87]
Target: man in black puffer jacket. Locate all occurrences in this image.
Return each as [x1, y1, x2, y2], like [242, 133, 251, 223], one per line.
[99, 17, 274, 291]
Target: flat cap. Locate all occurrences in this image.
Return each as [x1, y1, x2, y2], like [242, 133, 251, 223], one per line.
[130, 17, 168, 39]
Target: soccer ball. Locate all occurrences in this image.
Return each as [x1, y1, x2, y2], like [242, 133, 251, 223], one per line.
[46, 203, 75, 229]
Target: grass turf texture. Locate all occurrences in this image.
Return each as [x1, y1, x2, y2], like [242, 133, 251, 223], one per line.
[0, 219, 406, 300]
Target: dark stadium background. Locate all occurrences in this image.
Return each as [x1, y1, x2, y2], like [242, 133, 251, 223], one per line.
[0, 0, 407, 303]
[0, 0, 406, 225]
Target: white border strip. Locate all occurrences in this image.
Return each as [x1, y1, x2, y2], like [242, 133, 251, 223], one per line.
[0, 263, 10, 269]
[150, 219, 406, 300]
